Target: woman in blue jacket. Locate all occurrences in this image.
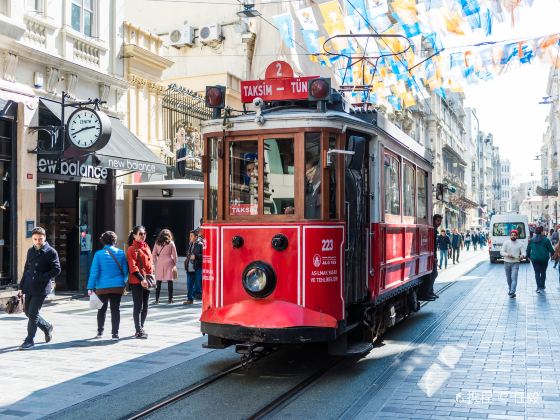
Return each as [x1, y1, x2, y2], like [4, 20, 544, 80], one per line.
[87, 231, 128, 340]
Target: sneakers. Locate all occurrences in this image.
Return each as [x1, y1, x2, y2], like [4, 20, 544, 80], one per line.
[508, 292, 516, 298]
[168, 299, 174, 304]
[45, 325, 53, 343]
[153, 299, 159, 305]
[183, 300, 193, 305]
[536, 289, 542, 293]
[94, 332, 103, 339]
[111, 334, 119, 341]
[135, 330, 148, 339]
[19, 341, 34, 350]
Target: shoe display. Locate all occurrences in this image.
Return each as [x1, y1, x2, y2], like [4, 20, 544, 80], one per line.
[45, 325, 53, 343]
[19, 341, 34, 350]
[111, 334, 119, 341]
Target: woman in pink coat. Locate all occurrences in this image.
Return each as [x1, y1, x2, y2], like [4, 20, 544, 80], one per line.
[152, 229, 178, 304]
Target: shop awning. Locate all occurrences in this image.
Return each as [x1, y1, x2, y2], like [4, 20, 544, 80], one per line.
[450, 195, 479, 210]
[39, 99, 167, 175]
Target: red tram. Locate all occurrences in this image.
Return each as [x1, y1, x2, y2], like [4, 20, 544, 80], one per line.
[199, 62, 434, 355]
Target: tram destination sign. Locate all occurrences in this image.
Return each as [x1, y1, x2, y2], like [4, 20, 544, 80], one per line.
[241, 76, 318, 103]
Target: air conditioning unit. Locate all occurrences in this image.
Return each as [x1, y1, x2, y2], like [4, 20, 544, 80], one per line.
[199, 24, 222, 44]
[169, 26, 194, 47]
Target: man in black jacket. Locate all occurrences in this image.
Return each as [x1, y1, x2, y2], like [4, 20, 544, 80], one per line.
[419, 214, 443, 301]
[184, 230, 203, 304]
[17, 227, 61, 350]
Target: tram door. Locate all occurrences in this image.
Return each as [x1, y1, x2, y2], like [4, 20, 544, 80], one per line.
[344, 134, 369, 303]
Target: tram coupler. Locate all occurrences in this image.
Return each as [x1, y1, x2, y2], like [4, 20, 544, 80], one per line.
[235, 342, 264, 355]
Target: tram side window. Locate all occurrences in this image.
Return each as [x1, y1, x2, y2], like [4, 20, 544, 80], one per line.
[384, 154, 400, 216]
[328, 134, 337, 219]
[304, 133, 322, 219]
[229, 141, 259, 216]
[207, 137, 219, 220]
[403, 164, 415, 217]
[264, 138, 295, 215]
[417, 170, 428, 220]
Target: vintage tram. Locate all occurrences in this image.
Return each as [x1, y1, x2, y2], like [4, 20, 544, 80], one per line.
[199, 62, 434, 355]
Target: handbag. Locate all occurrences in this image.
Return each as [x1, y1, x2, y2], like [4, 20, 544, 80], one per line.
[137, 249, 156, 289]
[89, 292, 104, 310]
[172, 266, 178, 280]
[5, 295, 24, 314]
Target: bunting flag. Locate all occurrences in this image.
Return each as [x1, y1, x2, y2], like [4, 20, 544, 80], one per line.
[272, 13, 295, 48]
[295, 7, 319, 31]
[368, 0, 389, 18]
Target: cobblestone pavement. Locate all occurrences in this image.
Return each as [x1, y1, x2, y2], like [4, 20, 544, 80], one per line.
[354, 259, 560, 420]
[0, 293, 209, 419]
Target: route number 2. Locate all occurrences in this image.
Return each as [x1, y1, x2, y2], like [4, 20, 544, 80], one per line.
[321, 239, 334, 251]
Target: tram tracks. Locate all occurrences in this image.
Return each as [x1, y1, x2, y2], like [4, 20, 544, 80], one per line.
[126, 263, 486, 420]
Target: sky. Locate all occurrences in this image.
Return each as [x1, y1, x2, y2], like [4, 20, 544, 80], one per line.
[461, 0, 560, 185]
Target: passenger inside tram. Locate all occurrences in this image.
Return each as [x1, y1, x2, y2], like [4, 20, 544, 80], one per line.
[304, 154, 322, 219]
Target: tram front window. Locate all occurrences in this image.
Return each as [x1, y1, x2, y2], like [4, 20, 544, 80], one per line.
[305, 133, 322, 219]
[264, 138, 295, 215]
[229, 141, 258, 216]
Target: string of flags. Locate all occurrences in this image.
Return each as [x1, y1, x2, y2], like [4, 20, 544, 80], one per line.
[270, 0, 560, 111]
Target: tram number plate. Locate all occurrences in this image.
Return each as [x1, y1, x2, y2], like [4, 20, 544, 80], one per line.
[321, 239, 334, 251]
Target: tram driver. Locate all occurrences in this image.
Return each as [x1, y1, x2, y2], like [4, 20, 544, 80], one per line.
[304, 154, 322, 219]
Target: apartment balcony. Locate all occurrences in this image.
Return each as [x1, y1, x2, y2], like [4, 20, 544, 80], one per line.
[443, 172, 467, 192]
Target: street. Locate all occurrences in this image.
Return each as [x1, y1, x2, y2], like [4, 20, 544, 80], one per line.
[2, 249, 560, 419]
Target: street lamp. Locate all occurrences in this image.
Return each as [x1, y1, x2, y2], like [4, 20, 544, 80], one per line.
[237, 2, 261, 18]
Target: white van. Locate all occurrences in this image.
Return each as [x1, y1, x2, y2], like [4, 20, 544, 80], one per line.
[488, 214, 529, 263]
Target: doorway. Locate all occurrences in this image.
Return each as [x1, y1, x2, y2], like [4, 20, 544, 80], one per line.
[141, 200, 193, 255]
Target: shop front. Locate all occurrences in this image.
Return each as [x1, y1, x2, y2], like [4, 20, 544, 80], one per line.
[37, 99, 167, 292]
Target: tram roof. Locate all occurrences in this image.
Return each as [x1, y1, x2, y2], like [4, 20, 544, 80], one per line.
[201, 108, 432, 165]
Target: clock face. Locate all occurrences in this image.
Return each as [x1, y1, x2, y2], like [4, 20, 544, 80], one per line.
[67, 109, 102, 149]
[66, 108, 111, 151]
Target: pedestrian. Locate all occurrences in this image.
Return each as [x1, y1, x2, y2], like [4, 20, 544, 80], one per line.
[526, 226, 555, 293]
[195, 232, 204, 299]
[419, 214, 443, 301]
[184, 230, 203, 305]
[478, 230, 485, 249]
[465, 231, 472, 251]
[500, 229, 526, 298]
[550, 226, 559, 268]
[451, 229, 463, 264]
[152, 229, 178, 304]
[437, 228, 452, 269]
[472, 230, 479, 251]
[126, 225, 154, 338]
[87, 231, 128, 340]
[17, 227, 60, 350]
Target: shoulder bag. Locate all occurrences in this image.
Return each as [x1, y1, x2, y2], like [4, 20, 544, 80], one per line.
[137, 249, 156, 289]
[5, 295, 24, 314]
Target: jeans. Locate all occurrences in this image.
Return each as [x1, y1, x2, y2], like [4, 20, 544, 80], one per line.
[155, 280, 173, 302]
[452, 247, 460, 263]
[504, 262, 520, 294]
[186, 271, 196, 301]
[465, 241, 471, 251]
[131, 284, 150, 332]
[532, 261, 548, 290]
[438, 250, 448, 268]
[194, 269, 202, 297]
[97, 293, 122, 335]
[473, 242, 478, 250]
[24, 294, 50, 343]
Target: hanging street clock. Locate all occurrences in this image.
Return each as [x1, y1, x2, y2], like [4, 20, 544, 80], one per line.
[66, 107, 112, 152]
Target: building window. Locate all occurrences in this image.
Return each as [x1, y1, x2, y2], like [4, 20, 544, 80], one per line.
[71, 0, 94, 37]
[26, 0, 43, 12]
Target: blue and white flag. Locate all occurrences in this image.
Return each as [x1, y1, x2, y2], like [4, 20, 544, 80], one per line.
[272, 13, 295, 48]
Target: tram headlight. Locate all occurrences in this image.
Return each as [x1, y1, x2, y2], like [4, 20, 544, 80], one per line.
[242, 261, 276, 298]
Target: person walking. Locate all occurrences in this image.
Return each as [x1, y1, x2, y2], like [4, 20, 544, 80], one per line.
[437, 229, 452, 269]
[472, 230, 479, 251]
[184, 230, 203, 305]
[550, 226, 559, 268]
[87, 231, 128, 340]
[17, 227, 60, 350]
[527, 226, 555, 293]
[126, 225, 154, 338]
[500, 229, 526, 298]
[451, 229, 463, 264]
[464, 231, 472, 251]
[194, 232, 204, 299]
[152, 229, 178, 304]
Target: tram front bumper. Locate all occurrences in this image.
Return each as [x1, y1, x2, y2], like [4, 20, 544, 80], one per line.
[201, 299, 339, 344]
